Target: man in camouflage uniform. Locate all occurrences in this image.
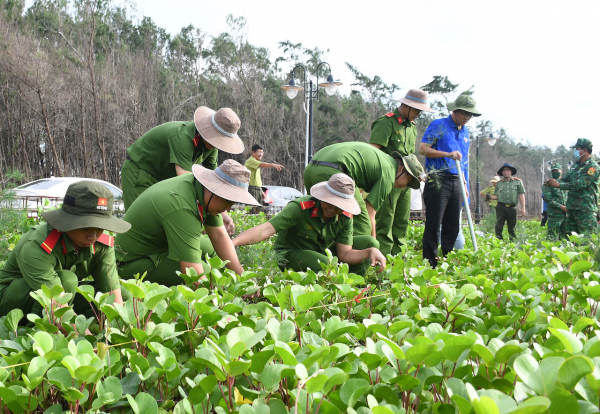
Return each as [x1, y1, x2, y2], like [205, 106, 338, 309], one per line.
[546, 139, 600, 236]
[542, 162, 567, 241]
[489, 163, 526, 240]
[369, 88, 433, 256]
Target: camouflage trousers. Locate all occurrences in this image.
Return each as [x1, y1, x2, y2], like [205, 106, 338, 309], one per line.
[546, 207, 566, 241]
[564, 209, 598, 238]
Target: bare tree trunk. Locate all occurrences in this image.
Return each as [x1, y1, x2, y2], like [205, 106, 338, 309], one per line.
[36, 88, 63, 176]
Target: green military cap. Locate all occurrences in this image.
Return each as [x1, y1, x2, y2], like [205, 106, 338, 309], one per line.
[550, 162, 562, 170]
[392, 152, 426, 189]
[447, 93, 482, 117]
[571, 138, 593, 151]
[42, 181, 131, 233]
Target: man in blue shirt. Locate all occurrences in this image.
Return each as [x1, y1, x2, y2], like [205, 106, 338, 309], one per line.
[419, 93, 481, 267]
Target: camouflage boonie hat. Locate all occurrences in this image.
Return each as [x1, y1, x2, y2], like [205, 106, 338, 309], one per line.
[550, 162, 562, 170]
[571, 138, 593, 151]
[446, 93, 482, 117]
[392, 152, 426, 189]
[42, 181, 131, 233]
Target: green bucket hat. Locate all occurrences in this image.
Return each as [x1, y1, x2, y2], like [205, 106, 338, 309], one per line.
[446, 93, 482, 117]
[42, 181, 131, 233]
[571, 138, 593, 151]
[392, 152, 426, 189]
[550, 162, 562, 170]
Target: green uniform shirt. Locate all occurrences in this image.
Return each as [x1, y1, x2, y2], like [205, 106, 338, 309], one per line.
[311, 142, 397, 211]
[543, 185, 566, 211]
[369, 107, 418, 157]
[481, 186, 498, 208]
[115, 174, 223, 264]
[494, 177, 526, 206]
[126, 121, 218, 182]
[270, 196, 353, 253]
[558, 156, 600, 211]
[245, 156, 262, 187]
[0, 223, 119, 294]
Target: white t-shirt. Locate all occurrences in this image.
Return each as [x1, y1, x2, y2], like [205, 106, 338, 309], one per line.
[410, 181, 425, 210]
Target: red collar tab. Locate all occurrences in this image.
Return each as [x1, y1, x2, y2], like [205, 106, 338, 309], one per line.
[192, 133, 200, 147]
[311, 207, 319, 218]
[342, 211, 353, 218]
[60, 239, 67, 256]
[397, 116, 404, 124]
[41, 229, 62, 254]
[97, 233, 114, 248]
[197, 200, 204, 222]
[385, 112, 394, 118]
[300, 200, 316, 210]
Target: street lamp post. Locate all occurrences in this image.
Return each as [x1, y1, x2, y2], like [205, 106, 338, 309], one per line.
[475, 133, 499, 223]
[281, 63, 342, 170]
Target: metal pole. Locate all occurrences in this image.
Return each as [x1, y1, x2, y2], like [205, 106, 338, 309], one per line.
[455, 159, 478, 252]
[307, 80, 314, 164]
[476, 135, 480, 224]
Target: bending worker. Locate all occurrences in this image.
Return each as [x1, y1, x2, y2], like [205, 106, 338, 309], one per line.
[116, 160, 260, 285]
[233, 174, 386, 275]
[0, 182, 131, 319]
[304, 141, 424, 238]
[121, 106, 245, 233]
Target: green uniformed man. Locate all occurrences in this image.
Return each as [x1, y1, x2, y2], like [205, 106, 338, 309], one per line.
[546, 138, 600, 237]
[489, 163, 526, 240]
[543, 162, 567, 240]
[245, 144, 283, 207]
[116, 160, 260, 285]
[0, 181, 131, 320]
[233, 174, 386, 275]
[369, 88, 434, 256]
[480, 175, 500, 211]
[304, 141, 424, 238]
[121, 106, 245, 233]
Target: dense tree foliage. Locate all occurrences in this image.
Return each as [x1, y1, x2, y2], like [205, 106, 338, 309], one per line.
[0, 0, 571, 215]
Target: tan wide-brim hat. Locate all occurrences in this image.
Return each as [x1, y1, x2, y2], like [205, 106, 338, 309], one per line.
[194, 106, 245, 154]
[490, 176, 501, 183]
[192, 161, 260, 206]
[310, 173, 361, 216]
[394, 88, 434, 112]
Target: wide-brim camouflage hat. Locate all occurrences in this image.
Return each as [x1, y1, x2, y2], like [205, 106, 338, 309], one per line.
[310, 173, 361, 215]
[394, 88, 434, 112]
[42, 181, 131, 233]
[571, 138, 593, 151]
[194, 106, 245, 154]
[392, 152, 426, 190]
[192, 160, 261, 206]
[446, 93, 482, 116]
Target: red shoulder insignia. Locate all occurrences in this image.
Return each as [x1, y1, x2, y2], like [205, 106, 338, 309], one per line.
[411, 120, 416, 124]
[192, 133, 200, 147]
[300, 200, 316, 210]
[342, 211, 353, 218]
[311, 207, 319, 218]
[514, 177, 522, 181]
[97, 233, 114, 248]
[385, 113, 394, 118]
[41, 229, 62, 254]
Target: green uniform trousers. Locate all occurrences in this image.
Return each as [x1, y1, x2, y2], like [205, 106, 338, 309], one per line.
[0, 270, 132, 320]
[375, 187, 411, 256]
[564, 209, 598, 237]
[546, 207, 566, 241]
[278, 235, 379, 275]
[121, 159, 160, 211]
[303, 164, 372, 236]
[495, 204, 518, 240]
[118, 237, 215, 286]
[249, 186, 263, 214]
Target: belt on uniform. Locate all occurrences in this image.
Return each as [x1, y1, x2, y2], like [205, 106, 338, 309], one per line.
[309, 160, 348, 175]
[126, 153, 131, 161]
[503, 204, 516, 207]
[249, 185, 261, 191]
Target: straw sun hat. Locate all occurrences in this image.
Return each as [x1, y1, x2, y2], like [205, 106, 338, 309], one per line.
[310, 174, 361, 215]
[42, 181, 131, 233]
[192, 160, 261, 206]
[394, 88, 434, 112]
[193, 107, 245, 154]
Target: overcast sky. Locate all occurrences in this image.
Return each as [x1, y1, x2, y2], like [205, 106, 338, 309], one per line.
[123, 0, 598, 148]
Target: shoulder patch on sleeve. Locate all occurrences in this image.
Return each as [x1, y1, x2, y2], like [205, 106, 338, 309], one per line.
[300, 200, 317, 210]
[588, 167, 596, 175]
[97, 233, 115, 247]
[514, 177, 522, 181]
[41, 229, 62, 254]
[342, 211, 353, 218]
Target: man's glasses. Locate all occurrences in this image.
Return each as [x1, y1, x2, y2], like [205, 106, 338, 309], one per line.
[457, 110, 474, 119]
